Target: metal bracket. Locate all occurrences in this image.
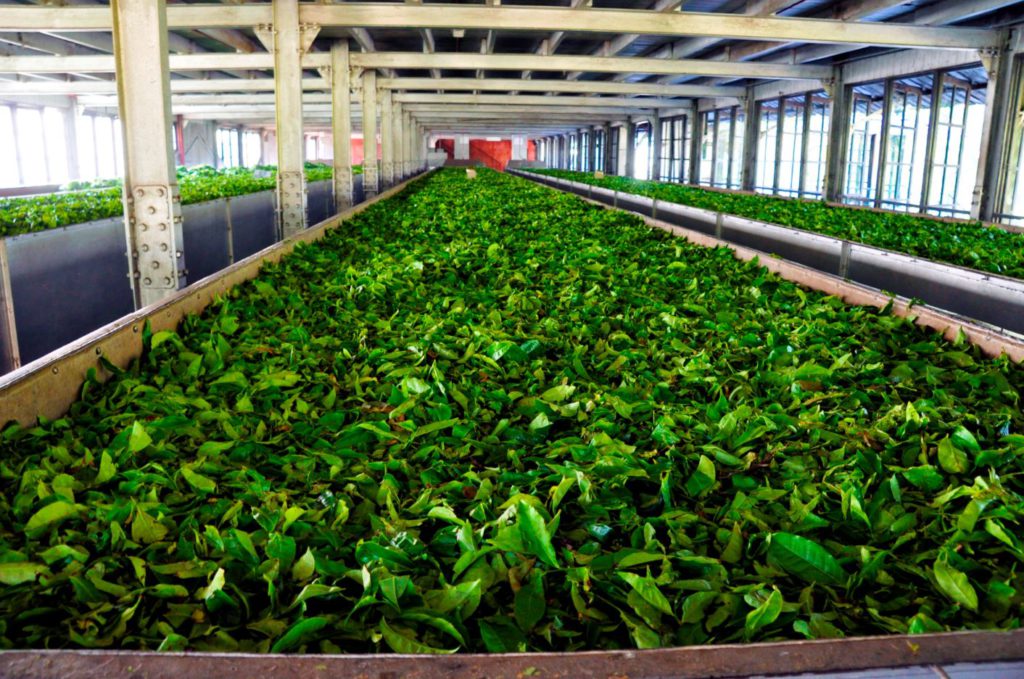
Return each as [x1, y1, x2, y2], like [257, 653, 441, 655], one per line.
[277, 170, 307, 237]
[978, 47, 1000, 78]
[254, 24, 275, 53]
[300, 23, 321, 55]
[127, 184, 182, 291]
[821, 77, 837, 98]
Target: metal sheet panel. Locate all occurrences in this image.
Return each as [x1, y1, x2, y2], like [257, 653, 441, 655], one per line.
[5, 217, 133, 365]
[306, 180, 334, 225]
[181, 199, 231, 282]
[720, 214, 844, 274]
[229, 191, 278, 261]
[354, 174, 365, 205]
[847, 245, 1024, 335]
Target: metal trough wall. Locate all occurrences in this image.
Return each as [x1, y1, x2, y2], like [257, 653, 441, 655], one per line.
[0, 180, 369, 374]
[512, 171, 1024, 336]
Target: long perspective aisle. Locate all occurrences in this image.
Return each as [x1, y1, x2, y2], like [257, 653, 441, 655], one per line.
[1, 168, 1021, 653]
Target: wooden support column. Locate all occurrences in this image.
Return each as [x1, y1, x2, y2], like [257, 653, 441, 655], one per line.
[973, 37, 1015, 221]
[268, 0, 314, 237]
[330, 41, 353, 211]
[112, 0, 185, 309]
[362, 69, 379, 198]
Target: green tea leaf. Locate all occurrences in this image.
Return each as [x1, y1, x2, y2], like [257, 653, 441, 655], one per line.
[514, 574, 546, 631]
[745, 589, 783, 638]
[0, 562, 48, 586]
[937, 437, 968, 474]
[933, 559, 978, 611]
[516, 502, 559, 568]
[618, 571, 673, 617]
[25, 501, 82, 535]
[767, 533, 845, 586]
[271, 616, 330, 653]
[128, 421, 152, 453]
[380, 619, 457, 654]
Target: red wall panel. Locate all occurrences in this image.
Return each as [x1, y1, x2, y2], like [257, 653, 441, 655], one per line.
[469, 140, 512, 170]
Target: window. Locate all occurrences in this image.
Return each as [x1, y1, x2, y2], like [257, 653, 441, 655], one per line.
[843, 65, 987, 216]
[658, 115, 688, 183]
[756, 100, 779, 193]
[928, 69, 985, 218]
[803, 94, 831, 198]
[634, 121, 651, 180]
[16, 108, 48, 186]
[0, 106, 19, 187]
[730, 110, 745, 190]
[713, 108, 733, 188]
[242, 130, 262, 167]
[698, 111, 715, 186]
[776, 96, 805, 197]
[217, 127, 242, 168]
[698, 106, 744, 189]
[42, 107, 69, 185]
[594, 129, 605, 172]
[304, 134, 318, 164]
[881, 78, 932, 212]
[844, 85, 884, 206]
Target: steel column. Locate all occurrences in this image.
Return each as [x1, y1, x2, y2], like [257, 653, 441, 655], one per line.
[331, 41, 353, 211]
[362, 69, 379, 198]
[270, 0, 310, 237]
[588, 125, 598, 173]
[741, 92, 758, 191]
[974, 36, 1015, 221]
[603, 124, 613, 174]
[380, 89, 394, 188]
[824, 67, 848, 203]
[651, 112, 663, 180]
[112, 0, 186, 310]
[394, 102, 405, 181]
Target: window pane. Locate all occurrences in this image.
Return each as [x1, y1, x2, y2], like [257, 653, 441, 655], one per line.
[95, 117, 116, 179]
[880, 77, 932, 212]
[755, 99, 779, 194]
[698, 111, 715, 186]
[43, 108, 69, 185]
[928, 66, 987, 218]
[634, 122, 651, 180]
[803, 92, 831, 198]
[0, 106, 19, 187]
[844, 84, 884, 206]
[16, 108, 48, 185]
[730, 109, 745, 190]
[777, 95, 805, 197]
[243, 130, 262, 167]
